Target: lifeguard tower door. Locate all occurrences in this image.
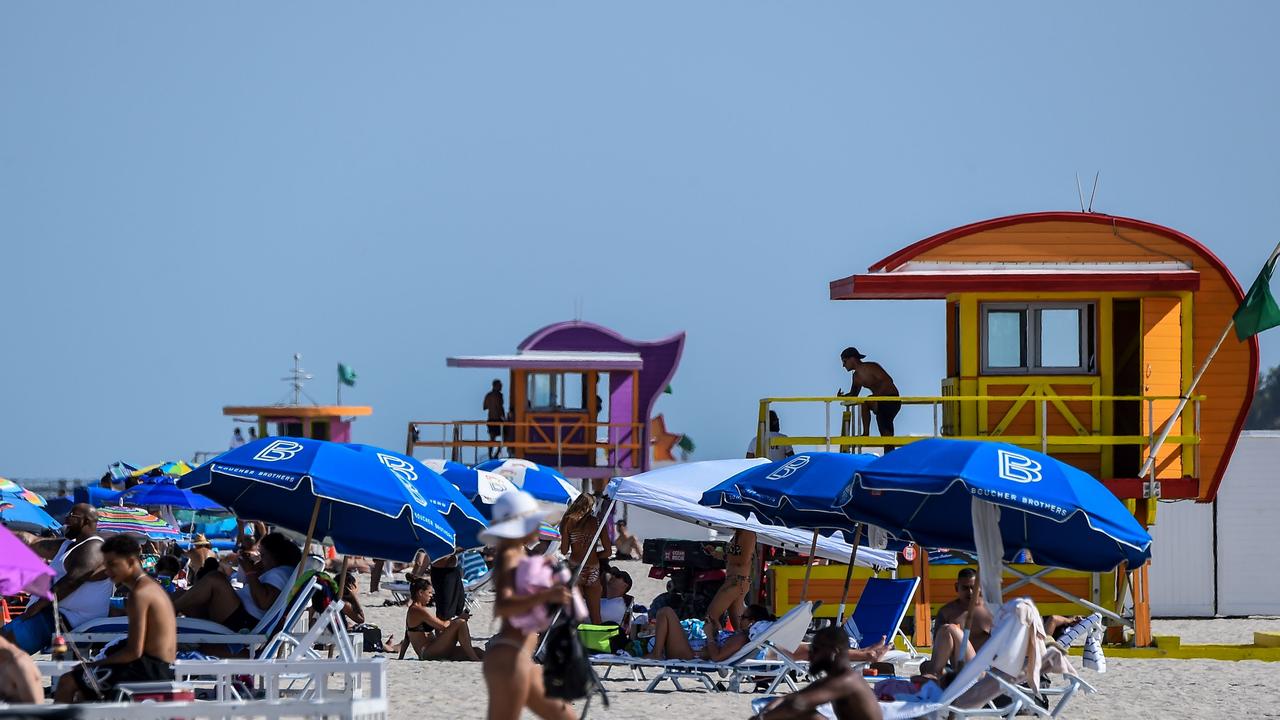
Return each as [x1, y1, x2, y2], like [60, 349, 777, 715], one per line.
[1141, 297, 1183, 481]
[1112, 297, 1184, 483]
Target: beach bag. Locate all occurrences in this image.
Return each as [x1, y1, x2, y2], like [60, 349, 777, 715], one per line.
[576, 623, 623, 654]
[543, 619, 608, 714]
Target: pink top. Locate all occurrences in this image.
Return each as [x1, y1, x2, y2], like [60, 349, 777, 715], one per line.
[507, 556, 586, 633]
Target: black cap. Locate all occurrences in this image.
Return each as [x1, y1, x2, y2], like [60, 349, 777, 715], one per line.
[841, 347, 866, 360]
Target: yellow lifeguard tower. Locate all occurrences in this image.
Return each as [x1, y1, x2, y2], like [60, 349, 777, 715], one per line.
[764, 211, 1259, 646]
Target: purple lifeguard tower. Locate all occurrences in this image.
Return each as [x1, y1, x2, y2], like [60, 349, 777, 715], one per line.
[408, 321, 684, 480]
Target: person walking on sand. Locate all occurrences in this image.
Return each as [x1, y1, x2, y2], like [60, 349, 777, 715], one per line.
[484, 379, 506, 459]
[55, 535, 177, 702]
[482, 491, 577, 720]
[838, 347, 902, 451]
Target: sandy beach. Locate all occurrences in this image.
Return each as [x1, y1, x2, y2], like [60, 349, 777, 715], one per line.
[354, 560, 1280, 719]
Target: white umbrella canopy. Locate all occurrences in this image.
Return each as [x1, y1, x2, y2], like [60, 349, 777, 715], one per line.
[607, 459, 896, 568]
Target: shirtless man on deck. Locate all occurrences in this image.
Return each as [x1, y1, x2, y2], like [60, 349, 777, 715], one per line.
[837, 347, 902, 451]
[919, 567, 993, 677]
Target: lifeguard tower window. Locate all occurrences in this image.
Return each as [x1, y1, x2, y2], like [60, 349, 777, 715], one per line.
[980, 302, 1096, 375]
[526, 372, 586, 411]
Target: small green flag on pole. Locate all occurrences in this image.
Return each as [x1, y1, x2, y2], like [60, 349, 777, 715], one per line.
[1233, 256, 1280, 340]
[338, 363, 358, 387]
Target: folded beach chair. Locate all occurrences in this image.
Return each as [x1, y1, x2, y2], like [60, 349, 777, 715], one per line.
[66, 556, 325, 657]
[592, 601, 816, 693]
[755, 597, 1096, 720]
[843, 577, 922, 662]
[385, 580, 411, 604]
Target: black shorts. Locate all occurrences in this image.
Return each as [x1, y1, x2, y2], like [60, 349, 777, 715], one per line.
[487, 422, 502, 439]
[221, 603, 259, 632]
[75, 654, 175, 700]
[430, 565, 465, 619]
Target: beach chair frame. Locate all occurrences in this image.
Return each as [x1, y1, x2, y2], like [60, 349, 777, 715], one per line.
[592, 601, 815, 693]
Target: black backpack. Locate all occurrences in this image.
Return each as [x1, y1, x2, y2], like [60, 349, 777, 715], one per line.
[541, 619, 608, 715]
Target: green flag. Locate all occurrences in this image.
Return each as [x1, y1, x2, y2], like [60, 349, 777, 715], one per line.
[338, 363, 358, 387]
[677, 435, 695, 454]
[1234, 256, 1280, 340]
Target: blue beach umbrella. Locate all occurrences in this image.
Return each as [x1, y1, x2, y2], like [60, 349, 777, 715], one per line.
[421, 459, 519, 505]
[119, 478, 226, 511]
[475, 459, 581, 505]
[0, 497, 61, 534]
[701, 452, 881, 533]
[344, 446, 488, 550]
[843, 438, 1152, 574]
[179, 437, 456, 562]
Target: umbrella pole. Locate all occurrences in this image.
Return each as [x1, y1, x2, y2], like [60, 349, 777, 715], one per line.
[835, 524, 865, 624]
[798, 528, 821, 603]
[301, 498, 322, 559]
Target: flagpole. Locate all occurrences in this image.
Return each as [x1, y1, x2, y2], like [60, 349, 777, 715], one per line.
[1139, 238, 1280, 480]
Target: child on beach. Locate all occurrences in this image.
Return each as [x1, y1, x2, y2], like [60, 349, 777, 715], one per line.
[481, 491, 577, 720]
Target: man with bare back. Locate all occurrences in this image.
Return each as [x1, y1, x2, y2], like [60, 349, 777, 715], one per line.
[55, 534, 177, 702]
[838, 347, 901, 451]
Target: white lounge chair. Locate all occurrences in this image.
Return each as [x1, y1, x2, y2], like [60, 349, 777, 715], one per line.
[753, 597, 1096, 720]
[66, 557, 325, 657]
[592, 601, 816, 693]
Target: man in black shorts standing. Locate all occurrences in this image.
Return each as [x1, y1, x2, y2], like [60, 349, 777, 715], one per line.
[483, 379, 505, 459]
[837, 347, 902, 452]
[55, 535, 177, 702]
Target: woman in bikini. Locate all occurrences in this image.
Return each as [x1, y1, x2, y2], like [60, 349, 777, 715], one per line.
[396, 578, 483, 661]
[704, 528, 756, 630]
[482, 491, 577, 720]
[558, 493, 609, 625]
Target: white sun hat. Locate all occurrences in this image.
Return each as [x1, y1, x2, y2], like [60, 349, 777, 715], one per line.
[478, 490, 551, 545]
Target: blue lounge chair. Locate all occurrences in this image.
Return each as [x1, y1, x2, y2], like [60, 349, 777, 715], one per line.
[843, 577, 922, 659]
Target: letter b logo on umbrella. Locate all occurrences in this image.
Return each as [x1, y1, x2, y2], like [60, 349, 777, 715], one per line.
[377, 453, 430, 507]
[253, 440, 303, 463]
[997, 449, 1042, 484]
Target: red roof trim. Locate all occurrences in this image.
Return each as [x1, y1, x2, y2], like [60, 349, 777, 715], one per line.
[831, 270, 1201, 300]
[845, 210, 1258, 502]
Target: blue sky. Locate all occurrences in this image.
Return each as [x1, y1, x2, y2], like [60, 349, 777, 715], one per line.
[3, 2, 1279, 478]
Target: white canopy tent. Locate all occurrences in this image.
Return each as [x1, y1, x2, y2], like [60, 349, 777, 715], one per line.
[606, 459, 896, 568]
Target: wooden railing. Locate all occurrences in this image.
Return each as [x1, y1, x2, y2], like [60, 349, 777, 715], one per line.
[756, 392, 1203, 499]
[406, 418, 645, 470]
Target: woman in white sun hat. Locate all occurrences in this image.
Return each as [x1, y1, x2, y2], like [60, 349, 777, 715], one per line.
[480, 491, 577, 720]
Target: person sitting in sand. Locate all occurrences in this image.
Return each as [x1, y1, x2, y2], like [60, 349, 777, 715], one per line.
[173, 532, 300, 631]
[612, 520, 641, 561]
[0, 635, 43, 703]
[559, 493, 609, 625]
[754, 625, 882, 720]
[482, 490, 577, 720]
[703, 528, 756, 631]
[55, 535, 177, 703]
[395, 577, 483, 661]
[919, 567, 992, 678]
